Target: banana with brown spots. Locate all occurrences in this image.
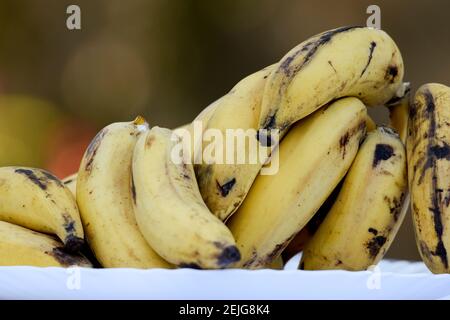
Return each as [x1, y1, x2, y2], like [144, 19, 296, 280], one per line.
[77, 117, 171, 268]
[0, 167, 84, 252]
[227, 97, 368, 269]
[132, 126, 241, 269]
[0, 221, 91, 267]
[407, 83, 450, 274]
[300, 127, 407, 270]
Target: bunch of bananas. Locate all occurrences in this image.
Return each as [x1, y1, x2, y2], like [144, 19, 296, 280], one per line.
[1, 26, 449, 274]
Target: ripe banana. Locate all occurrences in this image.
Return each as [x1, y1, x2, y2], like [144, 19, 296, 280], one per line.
[132, 126, 240, 269]
[282, 179, 343, 262]
[0, 167, 84, 252]
[407, 83, 450, 274]
[63, 173, 77, 197]
[227, 97, 368, 268]
[77, 117, 170, 268]
[195, 66, 274, 221]
[301, 126, 408, 270]
[387, 82, 411, 143]
[259, 26, 403, 133]
[0, 221, 91, 267]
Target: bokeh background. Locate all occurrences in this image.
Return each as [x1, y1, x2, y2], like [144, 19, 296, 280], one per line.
[1, 0, 449, 260]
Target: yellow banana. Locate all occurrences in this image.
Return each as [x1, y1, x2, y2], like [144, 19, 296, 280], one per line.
[259, 26, 403, 133]
[227, 97, 367, 268]
[132, 126, 240, 269]
[407, 83, 450, 274]
[301, 126, 408, 270]
[77, 117, 170, 268]
[387, 82, 411, 143]
[63, 173, 77, 197]
[0, 221, 91, 267]
[195, 66, 274, 221]
[0, 167, 84, 252]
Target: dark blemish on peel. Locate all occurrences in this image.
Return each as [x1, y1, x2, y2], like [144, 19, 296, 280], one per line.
[328, 60, 337, 73]
[385, 65, 398, 83]
[64, 235, 84, 253]
[216, 178, 236, 197]
[85, 129, 107, 172]
[179, 263, 202, 269]
[373, 144, 394, 167]
[366, 235, 387, 257]
[49, 247, 85, 267]
[360, 41, 376, 77]
[429, 143, 450, 160]
[339, 132, 350, 159]
[217, 246, 241, 268]
[131, 174, 137, 205]
[368, 228, 378, 235]
[15, 169, 48, 190]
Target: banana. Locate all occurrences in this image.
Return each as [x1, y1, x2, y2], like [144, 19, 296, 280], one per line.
[132, 126, 240, 269]
[0, 167, 84, 252]
[407, 83, 450, 274]
[0, 221, 91, 267]
[259, 26, 403, 133]
[387, 82, 411, 143]
[227, 97, 368, 268]
[63, 173, 77, 197]
[77, 117, 170, 268]
[175, 95, 225, 164]
[300, 126, 408, 270]
[195, 66, 274, 221]
[282, 179, 343, 262]
[267, 256, 284, 270]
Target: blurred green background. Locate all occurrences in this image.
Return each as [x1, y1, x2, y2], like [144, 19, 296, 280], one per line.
[0, 0, 449, 261]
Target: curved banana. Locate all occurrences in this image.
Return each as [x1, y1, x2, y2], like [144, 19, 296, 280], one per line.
[227, 97, 368, 268]
[195, 66, 274, 221]
[301, 126, 407, 270]
[407, 83, 450, 274]
[0, 167, 84, 252]
[387, 82, 411, 143]
[63, 173, 77, 197]
[77, 117, 170, 268]
[0, 221, 91, 267]
[259, 26, 403, 133]
[282, 179, 343, 262]
[132, 126, 240, 269]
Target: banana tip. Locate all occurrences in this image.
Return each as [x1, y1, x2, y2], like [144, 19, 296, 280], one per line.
[64, 235, 85, 253]
[217, 245, 241, 267]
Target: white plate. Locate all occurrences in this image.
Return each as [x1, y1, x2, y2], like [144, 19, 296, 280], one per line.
[0, 254, 448, 300]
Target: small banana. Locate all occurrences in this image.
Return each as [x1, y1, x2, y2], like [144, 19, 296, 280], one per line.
[195, 66, 274, 221]
[227, 97, 368, 268]
[77, 117, 170, 268]
[0, 167, 84, 252]
[0, 221, 91, 267]
[132, 126, 240, 269]
[387, 82, 411, 143]
[63, 173, 77, 197]
[259, 26, 403, 133]
[407, 83, 450, 274]
[301, 127, 408, 270]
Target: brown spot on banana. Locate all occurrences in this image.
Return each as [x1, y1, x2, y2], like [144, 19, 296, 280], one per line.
[84, 129, 108, 172]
